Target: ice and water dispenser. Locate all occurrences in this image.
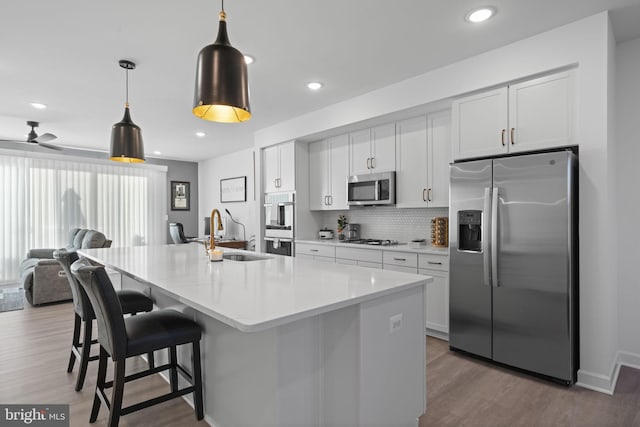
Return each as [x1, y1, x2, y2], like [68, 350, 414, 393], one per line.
[458, 210, 482, 252]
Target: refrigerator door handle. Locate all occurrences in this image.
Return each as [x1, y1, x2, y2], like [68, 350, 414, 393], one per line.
[483, 187, 492, 286]
[491, 186, 499, 288]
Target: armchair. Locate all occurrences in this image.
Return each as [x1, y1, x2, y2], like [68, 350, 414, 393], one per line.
[19, 228, 112, 306]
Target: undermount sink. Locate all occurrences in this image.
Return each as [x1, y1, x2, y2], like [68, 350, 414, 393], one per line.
[222, 253, 271, 262]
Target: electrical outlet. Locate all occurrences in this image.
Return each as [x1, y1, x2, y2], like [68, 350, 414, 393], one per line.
[389, 313, 403, 334]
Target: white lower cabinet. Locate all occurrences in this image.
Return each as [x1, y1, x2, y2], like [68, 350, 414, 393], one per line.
[383, 251, 418, 270]
[335, 247, 382, 269]
[296, 243, 336, 262]
[296, 253, 335, 263]
[418, 253, 449, 339]
[420, 269, 449, 339]
[384, 264, 417, 274]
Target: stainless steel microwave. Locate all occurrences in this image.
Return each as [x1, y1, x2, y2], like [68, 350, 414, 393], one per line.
[347, 171, 395, 206]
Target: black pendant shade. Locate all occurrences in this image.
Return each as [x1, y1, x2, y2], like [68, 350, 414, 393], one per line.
[110, 106, 144, 163]
[193, 10, 251, 123]
[110, 60, 145, 163]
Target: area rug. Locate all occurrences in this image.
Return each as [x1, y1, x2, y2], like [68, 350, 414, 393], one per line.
[0, 288, 25, 312]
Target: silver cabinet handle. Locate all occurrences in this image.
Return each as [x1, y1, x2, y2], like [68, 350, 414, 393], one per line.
[310, 249, 318, 252]
[328, 195, 333, 205]
[371, 157, 376, 169]
[510, 128, 515, 145]
[491, 186, 499, 288]
[427, 188, 432, 202]
[422, 189, 427, 202]
[393, 257, 406, 261]
[501, 129, 506, 146]
[324, 196, 327, 205]
[427, 261, 442, 265]
[366, 158, 371, 169]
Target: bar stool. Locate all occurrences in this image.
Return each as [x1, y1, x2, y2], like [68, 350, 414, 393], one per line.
[71, 259, 204, 427]
[53, 249, 155, 391]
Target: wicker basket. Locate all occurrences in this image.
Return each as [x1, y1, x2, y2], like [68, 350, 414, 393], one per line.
[431, 217, 449, 248]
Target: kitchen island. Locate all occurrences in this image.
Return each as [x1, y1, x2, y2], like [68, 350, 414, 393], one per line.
[79, 244, 431, 427]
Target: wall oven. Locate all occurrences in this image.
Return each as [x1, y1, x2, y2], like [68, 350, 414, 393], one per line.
[347, 171, 395, 206]
[264, 192, 294, 256]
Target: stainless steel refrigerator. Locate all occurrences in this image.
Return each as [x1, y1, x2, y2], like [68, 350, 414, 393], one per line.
[449, 149, 578, 384]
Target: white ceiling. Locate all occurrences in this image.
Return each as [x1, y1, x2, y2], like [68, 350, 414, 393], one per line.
[1, 0, 640, 162]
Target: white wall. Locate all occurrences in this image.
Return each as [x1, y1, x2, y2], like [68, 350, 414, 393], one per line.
[254, 13, 617, 392]
[198, 148, 259, 250]
[615, 37, 640, 360]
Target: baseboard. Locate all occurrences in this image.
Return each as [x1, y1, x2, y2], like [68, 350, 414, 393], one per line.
[617, 351, 640, 371]
[425, 328, 449, 341]
[577, 350, 640, 395]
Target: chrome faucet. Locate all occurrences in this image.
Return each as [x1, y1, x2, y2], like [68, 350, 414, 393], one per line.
[209, 209, 224, 251]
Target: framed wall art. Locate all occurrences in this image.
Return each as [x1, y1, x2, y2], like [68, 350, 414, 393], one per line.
[171, 181, 190, 210]
[220, 176, 246, 203]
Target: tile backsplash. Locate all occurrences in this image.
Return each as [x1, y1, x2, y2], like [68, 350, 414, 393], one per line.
[318, 207, 449, 243]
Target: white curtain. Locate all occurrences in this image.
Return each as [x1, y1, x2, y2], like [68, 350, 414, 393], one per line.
[0, 151, 167, 284]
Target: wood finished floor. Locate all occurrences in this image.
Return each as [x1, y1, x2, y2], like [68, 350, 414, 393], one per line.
[2, 301, 639, 427]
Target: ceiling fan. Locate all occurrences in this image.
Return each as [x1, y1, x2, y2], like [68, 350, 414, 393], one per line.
[0, 121, 61, 150]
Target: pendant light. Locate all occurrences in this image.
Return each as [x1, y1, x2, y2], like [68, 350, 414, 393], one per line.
[110, 59, 145, 163]
[193, 0, 251, 123]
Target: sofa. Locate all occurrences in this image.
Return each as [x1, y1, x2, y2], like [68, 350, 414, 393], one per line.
[19, 228, 112, 306]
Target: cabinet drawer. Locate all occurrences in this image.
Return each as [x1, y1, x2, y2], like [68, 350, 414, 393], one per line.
[384, 264, 418, 274]
[383, 251, 418, 269]
[418, 254, 448, 272]
[358, 261, 382, 270]
[335, 247, 382, 263]
[296, 243, 335, 258]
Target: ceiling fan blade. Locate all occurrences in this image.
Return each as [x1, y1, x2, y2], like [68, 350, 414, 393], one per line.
[33, 133, 57, 143]
[37, 141, 62, 150]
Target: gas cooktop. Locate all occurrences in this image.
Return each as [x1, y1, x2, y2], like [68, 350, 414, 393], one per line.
[344, 239, 399, 246]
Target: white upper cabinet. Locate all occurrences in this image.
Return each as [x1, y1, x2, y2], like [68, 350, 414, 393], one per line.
[329, 136, 350, 210]
[508, 71, 575, 153]
[370, 123, 396, 172]
[349, 123, 396, 175]
[263, 141, 295, 193]
[396, 110, 451, 208]
[309, 135, 349, 210]
[451, 70, 575, 160]
[452, 88, 508, 160]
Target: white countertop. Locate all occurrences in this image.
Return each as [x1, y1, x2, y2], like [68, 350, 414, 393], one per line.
[295, 238, 450, 256]
[79, 244, 430, 333]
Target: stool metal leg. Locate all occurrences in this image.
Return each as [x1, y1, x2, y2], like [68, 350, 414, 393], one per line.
[169, 346, 178, 393]
[108, 359, 126, 427]
[67, 313, 81, 373]
[91, 346, 108, 423]
[192, 340, 204, 420]
[75, 318, 93, 391]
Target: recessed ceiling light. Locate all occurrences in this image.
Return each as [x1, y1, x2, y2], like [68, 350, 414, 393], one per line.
[30, 102, 47, 109]
[196, 131, 206, 138]
[153, 150, 162, 155]
[465, 7, 496, 23]
[244, 55, 255, 65]
[307, 82, 324, 91]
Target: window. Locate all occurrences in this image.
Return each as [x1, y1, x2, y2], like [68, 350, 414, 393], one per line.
[0, 151, 167, 283]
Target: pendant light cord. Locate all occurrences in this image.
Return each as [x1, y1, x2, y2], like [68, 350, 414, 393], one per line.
[125, 67, 129, 108]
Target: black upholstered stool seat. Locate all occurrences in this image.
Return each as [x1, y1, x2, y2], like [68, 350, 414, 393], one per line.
[71, 258, 204, 427]
[53, 249, 154, 392]
[117, 290, 153, 315]
[125, 310, 201, 357]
